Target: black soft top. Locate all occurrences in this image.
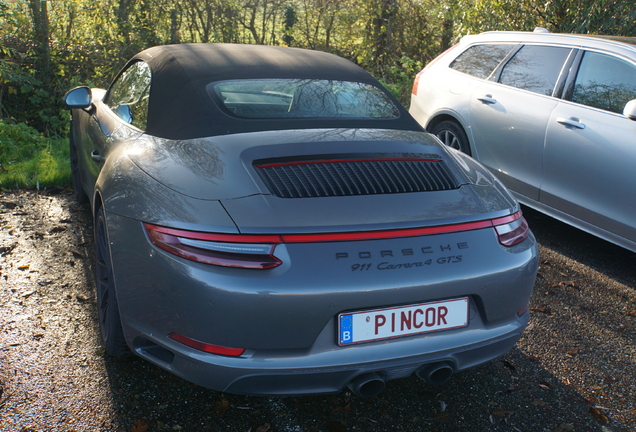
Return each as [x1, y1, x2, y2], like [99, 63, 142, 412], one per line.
[124, 43, 422, 140]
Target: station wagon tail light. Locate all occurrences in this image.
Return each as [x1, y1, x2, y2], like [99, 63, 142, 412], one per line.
[144, 224, 282, 270]
[492, 212, 529, 247]
[412, 72, 422, 95]
[169, 333, 245, 357]
[412, 44, 458, 95]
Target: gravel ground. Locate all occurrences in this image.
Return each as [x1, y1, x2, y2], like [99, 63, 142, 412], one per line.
[1, 189, 635, 432]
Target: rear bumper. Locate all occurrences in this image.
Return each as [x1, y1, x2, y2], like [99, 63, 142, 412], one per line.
[129, 311, 527, 395]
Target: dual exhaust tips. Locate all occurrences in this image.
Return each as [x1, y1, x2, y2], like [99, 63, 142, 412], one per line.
[346, 362, 454, 398]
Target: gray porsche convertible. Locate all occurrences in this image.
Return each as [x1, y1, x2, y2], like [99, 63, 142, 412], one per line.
[64, 43, 538, 397]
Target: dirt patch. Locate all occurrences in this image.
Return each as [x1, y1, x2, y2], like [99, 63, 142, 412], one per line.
[1, 190, 635, 431]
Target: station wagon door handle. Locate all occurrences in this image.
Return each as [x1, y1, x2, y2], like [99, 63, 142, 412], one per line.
[91, 150, 103, 163]
[477, 95, 497, 104]
[557, 117, 586, 130]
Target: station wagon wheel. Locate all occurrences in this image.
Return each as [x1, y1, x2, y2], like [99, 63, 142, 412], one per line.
[431, 120, 471, 156]
[69, 123, 89, 204]
[95, 206, 129, 356]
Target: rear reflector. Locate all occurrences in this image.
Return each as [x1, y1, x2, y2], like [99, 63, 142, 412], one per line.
[169, 333, 245, 357]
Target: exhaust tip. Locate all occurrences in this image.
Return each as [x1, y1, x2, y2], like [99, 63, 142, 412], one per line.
[416, 362, 454, 385]
[346, 372, 385, 398]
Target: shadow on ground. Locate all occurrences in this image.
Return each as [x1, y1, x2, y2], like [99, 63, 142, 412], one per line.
[1, 191, 633, 431]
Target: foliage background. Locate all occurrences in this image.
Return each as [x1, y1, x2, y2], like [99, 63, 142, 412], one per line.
[0, 0, 635, 186]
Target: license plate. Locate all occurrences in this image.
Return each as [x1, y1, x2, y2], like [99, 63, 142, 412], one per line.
[338, 298, 469, 345]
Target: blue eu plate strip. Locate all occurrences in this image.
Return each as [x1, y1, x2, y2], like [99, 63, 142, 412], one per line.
[339, 314, 353, 344]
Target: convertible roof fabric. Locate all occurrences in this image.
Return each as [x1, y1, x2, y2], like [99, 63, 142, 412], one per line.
[123, 44, 422, 140]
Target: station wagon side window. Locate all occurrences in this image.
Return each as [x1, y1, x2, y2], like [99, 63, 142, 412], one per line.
[105, 61, 152, 130]
[570, 51, 636, 114]
[498, 45, 571, 96]
[449, 44, 515, 79]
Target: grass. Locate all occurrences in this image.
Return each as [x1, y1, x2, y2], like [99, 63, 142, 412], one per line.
[0, 121, 71, 189]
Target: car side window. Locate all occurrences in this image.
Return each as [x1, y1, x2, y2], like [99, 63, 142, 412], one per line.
[105, 61, 151, 131]
[571, 51, 636, 114]
[449, 44, 515, 79]
[499, 45, 571, 96]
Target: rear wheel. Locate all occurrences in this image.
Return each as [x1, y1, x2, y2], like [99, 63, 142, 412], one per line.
[69, 124, 89, 204]
[431, 120, 471, 156]
[95, 206, 129, 356]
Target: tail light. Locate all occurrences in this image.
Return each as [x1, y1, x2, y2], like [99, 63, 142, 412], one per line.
[492, 211, 530, 247]
[412, 72, 422, 95]
[412, 44, 459, 96]
[145, 210, 529, 270]
[144, 224, 282, 269]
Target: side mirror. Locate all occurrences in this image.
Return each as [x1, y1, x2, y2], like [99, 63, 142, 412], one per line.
[64, 86, 92, 109]
[623, 99, 636, 121]
[115, 104, 133, 124]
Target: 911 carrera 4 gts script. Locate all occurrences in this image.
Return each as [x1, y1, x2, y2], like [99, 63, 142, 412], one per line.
[350, 255, 463, 271]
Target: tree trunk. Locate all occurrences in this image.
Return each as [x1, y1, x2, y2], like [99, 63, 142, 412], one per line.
[29, 0, 51, 82]
[170, 9, 180, 44]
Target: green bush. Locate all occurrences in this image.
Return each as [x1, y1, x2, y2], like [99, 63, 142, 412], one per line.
[0, 120, 70, 189]
[380, 56, 423, 107]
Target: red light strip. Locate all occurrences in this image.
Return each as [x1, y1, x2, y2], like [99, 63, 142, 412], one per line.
[145, 224, 283, 243]
[144, 211, 521, 245]
[256, 158, 441, 168]
[169, 333, 245, 356]
[281, 220, 493, 242]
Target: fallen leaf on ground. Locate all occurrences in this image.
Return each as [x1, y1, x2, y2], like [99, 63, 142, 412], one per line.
[590, 407, 610, 424]
[131, 420, 149, 432]
[326, 421, 346, 432]
[434, 411, 452, 420]
[491, 409, 513, 417]
[215, 395, 230, 415]
[332, 404, 350, 414]
[538, 380, 553, 390]
[502, 359, 516, 371]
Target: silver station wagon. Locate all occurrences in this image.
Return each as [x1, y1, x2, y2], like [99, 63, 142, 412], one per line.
[410, 29, 636, 253]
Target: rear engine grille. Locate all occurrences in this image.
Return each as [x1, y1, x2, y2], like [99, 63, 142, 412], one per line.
[255, 159, 460, 198]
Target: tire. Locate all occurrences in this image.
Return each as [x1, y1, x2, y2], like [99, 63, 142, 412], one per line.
[431, 120, 472, 156]
[95, 206, 129, 356]
[69, 123, 89, 204]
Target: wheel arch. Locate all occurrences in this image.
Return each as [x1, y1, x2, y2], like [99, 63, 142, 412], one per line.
[426, 113, 476, 157]
[93, 190, 104, 218]
[93, 195, 130, 356]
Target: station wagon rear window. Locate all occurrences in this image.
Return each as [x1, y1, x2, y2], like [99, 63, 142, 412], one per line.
[449, 44, 515, 79]
[210, 79, 400, 119]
